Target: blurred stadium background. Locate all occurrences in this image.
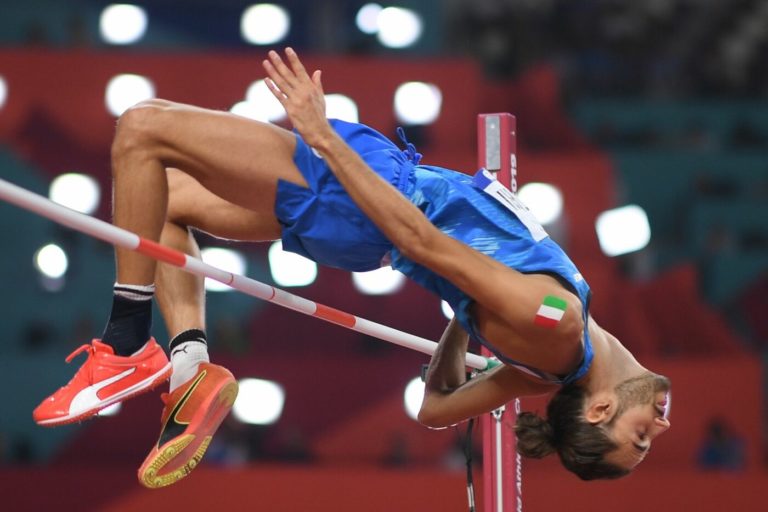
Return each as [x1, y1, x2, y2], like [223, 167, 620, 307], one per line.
[0, 1, 766, 510]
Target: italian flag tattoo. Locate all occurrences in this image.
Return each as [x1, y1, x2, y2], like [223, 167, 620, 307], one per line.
[534, 295, 567, 328]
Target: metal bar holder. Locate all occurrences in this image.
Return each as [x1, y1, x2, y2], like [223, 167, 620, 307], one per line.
[476, 113, 522, 512]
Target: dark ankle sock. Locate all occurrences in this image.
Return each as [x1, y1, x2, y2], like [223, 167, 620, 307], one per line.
[169, 328, 207, 353]
[102, 286, 154, 356]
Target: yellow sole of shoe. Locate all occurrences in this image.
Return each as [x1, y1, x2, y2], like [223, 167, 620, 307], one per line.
[139, 380, 239, 489]
[140, 435, 210, 489]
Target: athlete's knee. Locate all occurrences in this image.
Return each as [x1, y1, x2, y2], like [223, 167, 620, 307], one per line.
[112, 99, 175, 158]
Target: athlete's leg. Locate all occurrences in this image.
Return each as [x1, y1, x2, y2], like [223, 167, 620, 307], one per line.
[33, 100, 306, 427]
[155, 168, 281, 337]
[112, 98, 306, 286]
[139, 169, 285, 489]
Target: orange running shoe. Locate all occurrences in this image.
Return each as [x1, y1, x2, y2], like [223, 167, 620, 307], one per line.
[138, 363, 238, 489]
[33, 338, 171, 426]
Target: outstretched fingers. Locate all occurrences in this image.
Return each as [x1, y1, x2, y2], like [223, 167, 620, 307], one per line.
[260, 48, 330, 147]
[284, 47, 311, 81]
[264, 48, 310, 94]
[263, 54, 293, 98]
[263, 68, 287, 106]
[263, 49, 316, 102]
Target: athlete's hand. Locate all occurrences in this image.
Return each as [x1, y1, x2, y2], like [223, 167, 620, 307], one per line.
[262, 48, 332, 148]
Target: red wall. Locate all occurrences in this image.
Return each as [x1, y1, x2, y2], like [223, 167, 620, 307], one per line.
[1, 465, 765, 512]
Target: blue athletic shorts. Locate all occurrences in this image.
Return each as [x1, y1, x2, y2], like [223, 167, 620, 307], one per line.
[274, 119, 415, 272]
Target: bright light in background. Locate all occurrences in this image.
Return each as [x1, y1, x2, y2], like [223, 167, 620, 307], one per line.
[105, 74, 155, 116]
[232, 378, 285, 425]
[246, 80, 287, 120]
[232, 85, 359, 125]
[518, 182, 563, 225]
[325, 94, 359, 123]
[441, 300, 454, 319]
[98, 402, 122, 417]
[352, 266, 405, 295]
[394, 82, 442, 125]
[403, 377, 425, 421]
[268, 241, 317, 287]
[356, 3, 382, 34]
[595, 204, 651, 257]
[230, 101, 261, 121]
[99, 4, 148, 45]
[230, 79, 286, 123]
[200, 247, 247, 292]
[377, 7, 423, 48]
[241, 4, 290, 45]
[34, 244, 68, 279]
[49, 173, 101, 214]
[0, 75, 7, 110]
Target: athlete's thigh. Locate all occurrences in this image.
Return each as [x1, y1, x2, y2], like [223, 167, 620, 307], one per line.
[167, 168, 282, 241]
[130, 100, 307, 213]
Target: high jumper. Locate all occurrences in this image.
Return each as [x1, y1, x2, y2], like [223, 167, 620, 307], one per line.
[19, 48, 670, 487]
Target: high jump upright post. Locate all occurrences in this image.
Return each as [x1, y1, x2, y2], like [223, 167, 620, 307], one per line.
[477, 113, 523, 512]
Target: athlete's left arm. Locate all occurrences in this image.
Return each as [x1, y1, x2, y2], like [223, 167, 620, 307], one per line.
[419, 317, 556, 428]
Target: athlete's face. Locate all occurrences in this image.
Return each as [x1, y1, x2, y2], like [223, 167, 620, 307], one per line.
[602, 373, 672, 470]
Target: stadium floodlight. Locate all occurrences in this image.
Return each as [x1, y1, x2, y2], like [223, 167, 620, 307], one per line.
[200, 247, 247, 292]
[394, 82, 442, 125]
[100, 4, 148, 45]
[49, 173, 101, 215]
[403, 376, 425, 421]
[595, 204, 651, 256]
[268, 240, 317, 287]
[241, 4, 290, 45]
[105, 74, 155, 117]
[377, 7, 422, 48]
[356, 3, 382, 34]
[518, 182, 563, 225]
[232, 378, 285, 425]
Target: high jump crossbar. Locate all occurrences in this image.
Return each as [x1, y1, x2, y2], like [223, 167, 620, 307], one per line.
[0, 177, 492, 371]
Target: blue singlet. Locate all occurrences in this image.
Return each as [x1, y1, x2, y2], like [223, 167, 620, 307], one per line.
[275, 119, 593, 385]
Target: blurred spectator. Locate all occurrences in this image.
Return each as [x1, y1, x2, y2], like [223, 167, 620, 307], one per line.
[204, 418, 252, 467]
[733, 275, 768, 349]
[729, 120, 766, 149]
[10, 436, 35, 465]
[696, 417, 746, 471]
[276, 426, 313, 463]
[381, 432, 411, 467]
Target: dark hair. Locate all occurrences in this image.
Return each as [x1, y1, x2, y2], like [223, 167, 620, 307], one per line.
[515, 384, 630, 481]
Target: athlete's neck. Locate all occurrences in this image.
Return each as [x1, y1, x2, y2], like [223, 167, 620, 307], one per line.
[578, 318, 647, 393]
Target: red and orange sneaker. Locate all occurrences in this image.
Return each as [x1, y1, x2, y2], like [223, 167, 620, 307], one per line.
[138, 363, 238, 489]
[33, 338, 171, 426]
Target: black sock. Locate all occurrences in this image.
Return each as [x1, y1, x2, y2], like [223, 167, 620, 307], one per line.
[169, 328, 208, 355]
[102, 285, 154, 356]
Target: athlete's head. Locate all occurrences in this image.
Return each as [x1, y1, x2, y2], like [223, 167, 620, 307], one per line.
[515, 372, 671, 480]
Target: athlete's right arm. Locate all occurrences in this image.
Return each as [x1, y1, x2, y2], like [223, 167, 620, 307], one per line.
[418, 318, 557, 429]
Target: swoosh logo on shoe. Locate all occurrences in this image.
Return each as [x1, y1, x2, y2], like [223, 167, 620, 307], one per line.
[69, 367, 137, 414]
[158, 370, 207, 447]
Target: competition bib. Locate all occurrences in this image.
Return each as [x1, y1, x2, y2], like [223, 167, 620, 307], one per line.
[473, 169, 548, 242]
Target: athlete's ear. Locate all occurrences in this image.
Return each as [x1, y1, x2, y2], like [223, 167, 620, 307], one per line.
[584, 393, 616, 425]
